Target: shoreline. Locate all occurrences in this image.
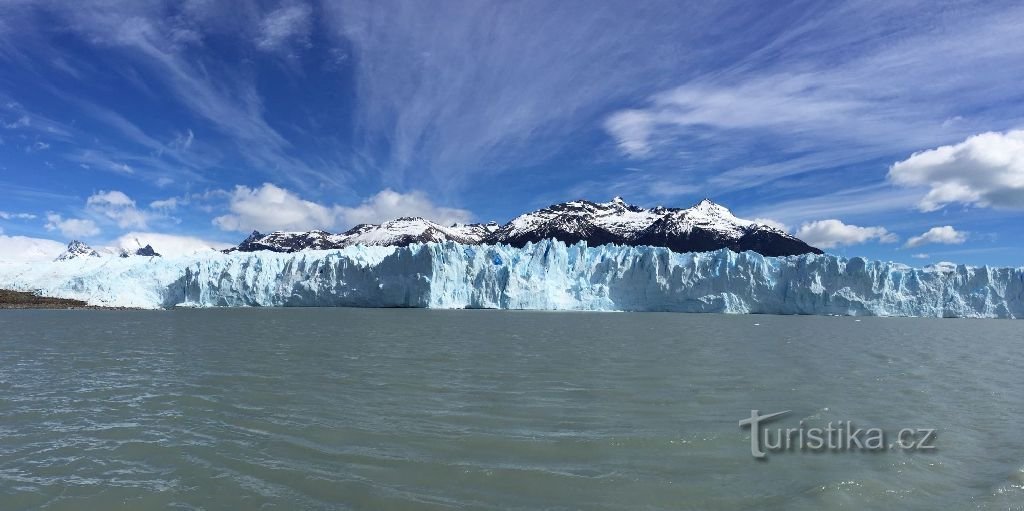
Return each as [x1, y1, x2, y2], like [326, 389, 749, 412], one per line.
[0, 289, 129, 310]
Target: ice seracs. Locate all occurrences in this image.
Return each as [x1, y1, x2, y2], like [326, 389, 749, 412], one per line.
[3, 240, 1021, 317]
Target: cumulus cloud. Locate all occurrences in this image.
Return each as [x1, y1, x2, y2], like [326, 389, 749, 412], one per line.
[795, 219, 898, 249]
[0, 235, 67, 262]
[889, 130, 1024, 211]
[905, 226, 967, 248]
[45, 213, 100, 238]
[112, 232, 232, 257]
[86, 190, 149, 228]
[212, 183, 473, 233]
[338, 189, 473, 227]
[87, 190, 134, 207]
[213, 183, 339, 232]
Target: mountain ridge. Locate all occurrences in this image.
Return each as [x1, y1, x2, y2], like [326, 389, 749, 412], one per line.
[225, 197, 822, 256]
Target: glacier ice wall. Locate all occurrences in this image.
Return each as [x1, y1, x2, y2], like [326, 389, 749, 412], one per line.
[1, 240, 1022, 318]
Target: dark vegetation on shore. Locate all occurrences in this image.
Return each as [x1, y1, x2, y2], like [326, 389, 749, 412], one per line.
[0, 289, 91, 309]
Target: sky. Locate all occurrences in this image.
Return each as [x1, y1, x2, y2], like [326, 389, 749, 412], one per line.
[0, 0, 1022, 265]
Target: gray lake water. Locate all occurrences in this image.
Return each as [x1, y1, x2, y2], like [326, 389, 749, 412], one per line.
[1, 309, 1023, 510]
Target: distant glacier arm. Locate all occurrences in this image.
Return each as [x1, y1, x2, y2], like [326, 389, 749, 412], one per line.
[0, 241, 1021, 318]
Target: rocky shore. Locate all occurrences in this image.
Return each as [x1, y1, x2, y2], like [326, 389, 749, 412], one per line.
[0, 289, 99, 309]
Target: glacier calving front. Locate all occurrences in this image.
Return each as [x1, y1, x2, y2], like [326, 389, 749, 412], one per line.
[1, 240, 1021, 318]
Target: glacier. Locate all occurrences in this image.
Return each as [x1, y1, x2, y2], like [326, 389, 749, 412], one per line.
[0, 240, 1022, 318]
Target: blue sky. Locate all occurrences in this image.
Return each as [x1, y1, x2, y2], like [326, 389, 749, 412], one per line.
[1, 0, 1022, 265]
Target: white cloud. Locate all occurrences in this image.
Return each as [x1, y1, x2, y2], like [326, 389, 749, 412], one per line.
[795, 219, 898, 249]
[3, 115, 30, 129]
[212, 183, 473, 233]
[256, 4, 312, 52]
[87, 190, 134, 207]
[112, 231, 232, 257]
[605, 74, 867, 158]
[604, 110, 658, 158]
[905, 226, 967, 248]
[338, 189, 473, 227]
[26, 141, 50, 152]
[213, 183, 339, 232]
[44, 213, 100, 238]
[0, 235, 66, 262]
[0, 211, 36, 220]
[751, 217, 790, 233]
[9, 2, 331, 192]
[149, 197, 179, 210]
[86, 190, 149, 228]
[889, 130, 1024, 211]
[597, 4, 1024, 197]
[170, 128, 194, 150]
[911, 253, 930, 259]
[319, 1, 732, 189]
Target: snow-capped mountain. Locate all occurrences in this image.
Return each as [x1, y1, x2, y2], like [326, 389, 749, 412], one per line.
[485, 197, 821, 256]
[227, 197, 821, 256]
[342, 217, 500, 247]
[631, 199, 821, 257]
[231, 230, 343, 253]
[54, 240, 101, 261]
[119, 244, 162, 258]
[228, 219, 500, 253]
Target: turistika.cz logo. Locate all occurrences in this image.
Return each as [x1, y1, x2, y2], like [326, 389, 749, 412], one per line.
[738, 410, 936, 459]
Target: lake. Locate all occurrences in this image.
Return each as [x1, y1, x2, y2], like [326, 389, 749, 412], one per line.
[1, 309, 1022, 510]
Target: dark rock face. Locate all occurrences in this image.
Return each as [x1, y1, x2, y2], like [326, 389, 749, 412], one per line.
[134, 245, 161, 257]
[487, 216, 622, 248]
[485, 198, 822, 256]
[230, 230, 337, 253]
[224, 198, 824, 257]
[119, 244, 162, 258]
[732, 230, 822, 257]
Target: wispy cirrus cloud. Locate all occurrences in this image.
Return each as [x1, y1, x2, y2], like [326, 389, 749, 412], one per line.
[605, 74, 870, 158]
[319, 0, 761, 194]
[256, 3, 313, 53]
[0, 1, 344, 193]
[603, 1, 1024, 200]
